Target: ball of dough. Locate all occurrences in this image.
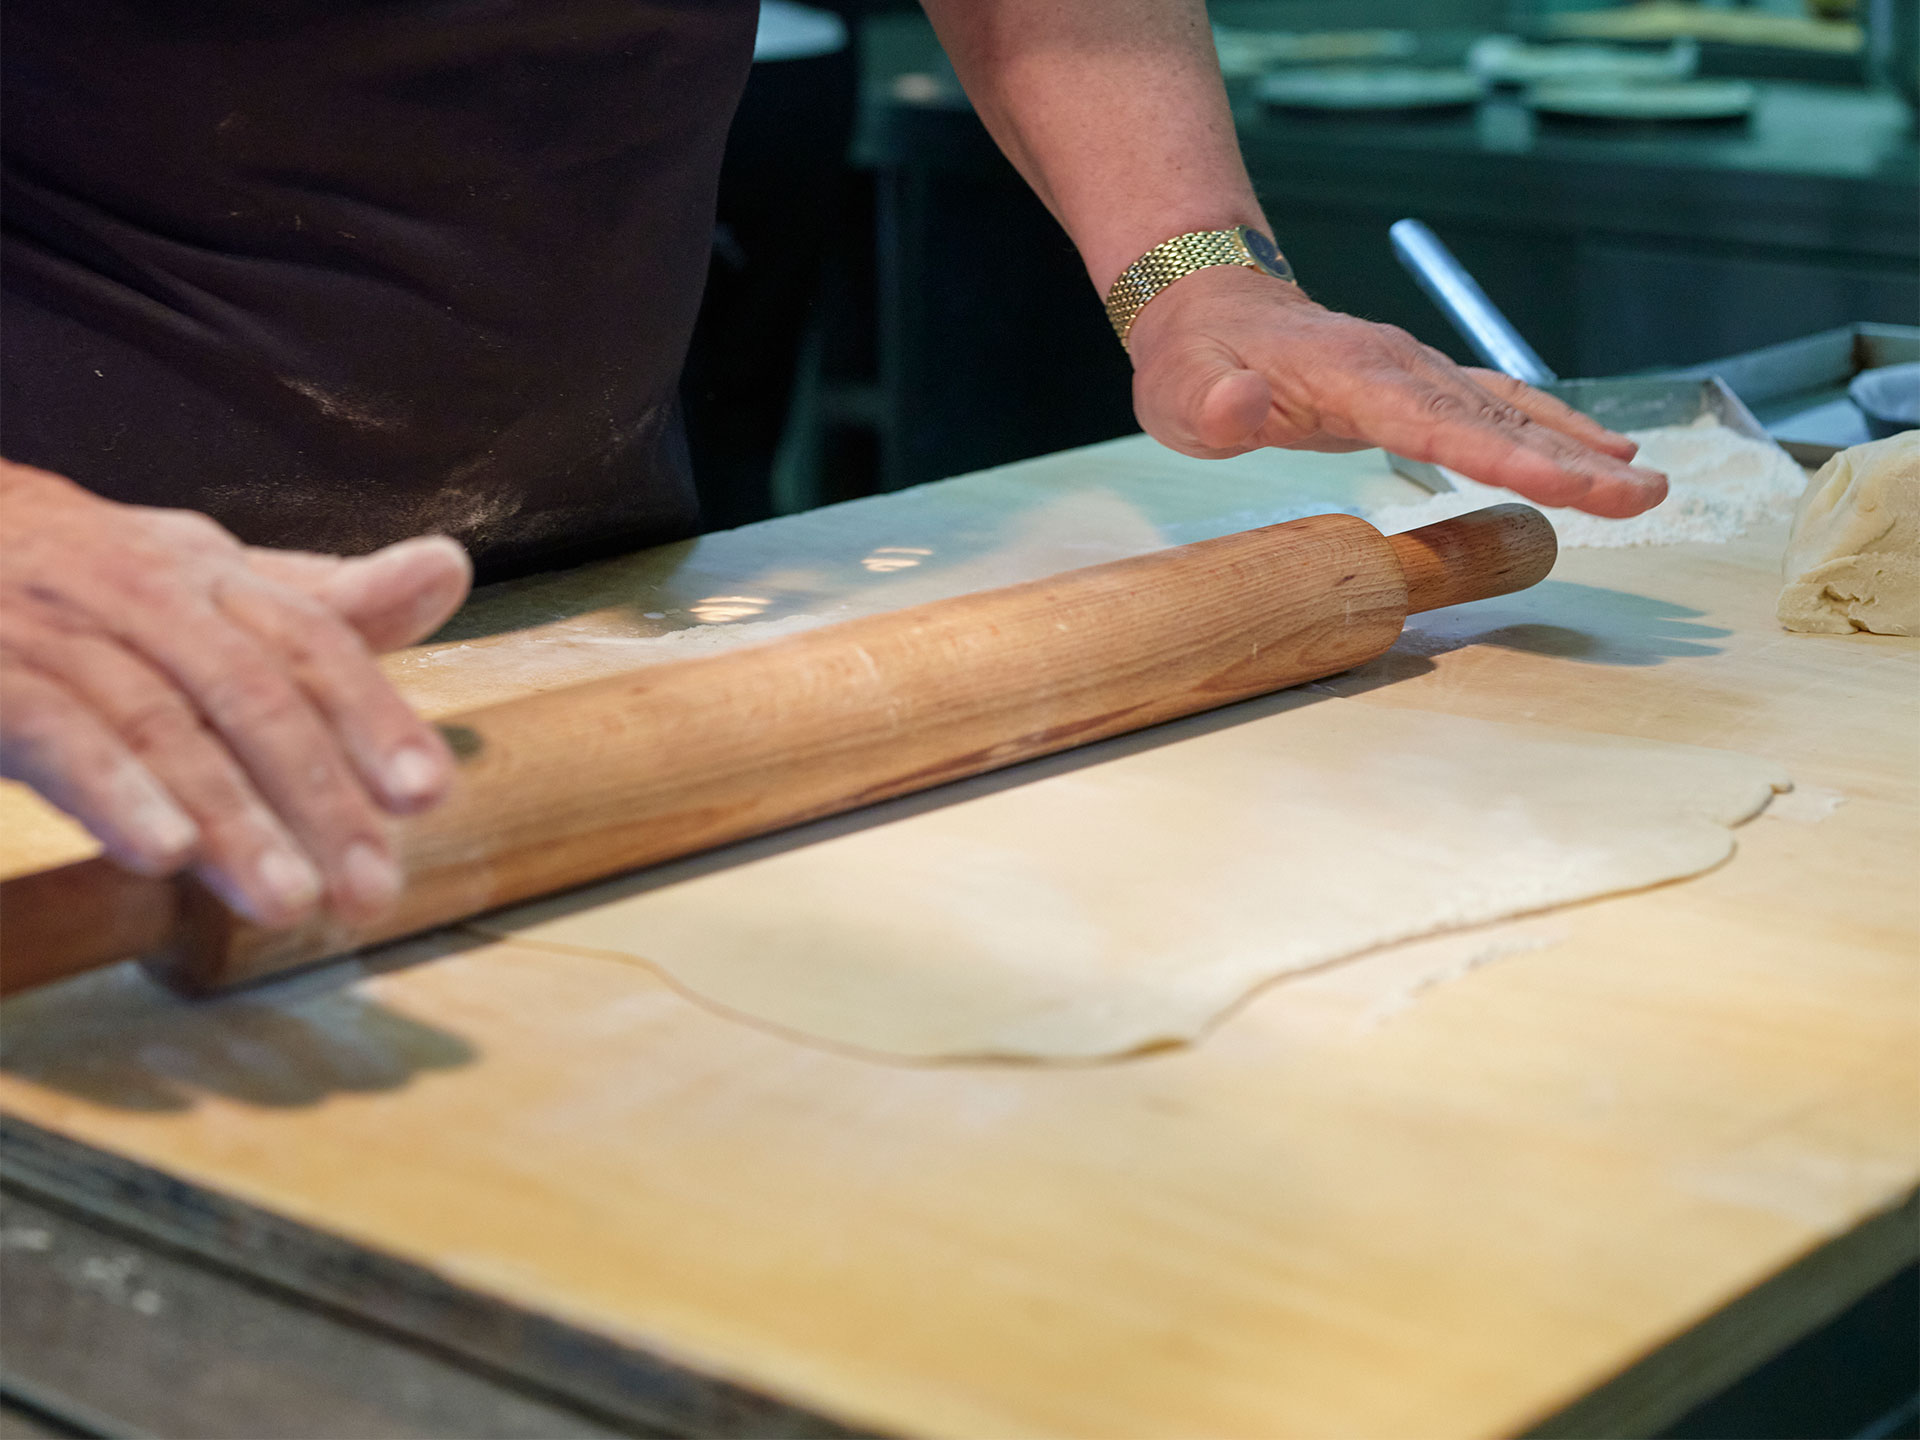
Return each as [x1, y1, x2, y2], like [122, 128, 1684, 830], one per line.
[1777, 430, 1919, 636]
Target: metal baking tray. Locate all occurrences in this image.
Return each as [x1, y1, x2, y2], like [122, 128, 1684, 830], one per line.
[1670, 323, 1920, 466]
[1542, 373, 1772, 440]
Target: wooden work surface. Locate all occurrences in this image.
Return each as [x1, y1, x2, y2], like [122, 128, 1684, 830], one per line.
[1, 438, 1915, 1438]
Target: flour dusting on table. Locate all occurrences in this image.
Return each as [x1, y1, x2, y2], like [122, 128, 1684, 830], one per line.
[1374, 417, 1807, 547]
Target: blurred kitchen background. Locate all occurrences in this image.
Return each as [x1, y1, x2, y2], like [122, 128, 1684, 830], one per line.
[681, 0, 1919, 531]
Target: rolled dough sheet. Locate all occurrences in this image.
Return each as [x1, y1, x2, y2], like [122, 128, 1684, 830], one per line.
[479, 697, 1789, 1061]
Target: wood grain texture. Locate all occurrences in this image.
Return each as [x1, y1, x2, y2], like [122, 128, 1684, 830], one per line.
[1389, 501, 1558, 615]
[0, 858, 177, 995]
[0, 441, 1911, 1440]
[0, 505, 1549, 996]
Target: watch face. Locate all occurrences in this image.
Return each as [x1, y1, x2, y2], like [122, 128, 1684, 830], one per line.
[1238, 226, 1294, 280]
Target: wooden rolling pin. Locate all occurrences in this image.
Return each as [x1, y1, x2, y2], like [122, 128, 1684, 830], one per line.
[0, 504, 1554, 998]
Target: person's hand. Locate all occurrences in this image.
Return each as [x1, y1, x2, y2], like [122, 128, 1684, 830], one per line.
[0, 460, 472, 928]
[1125, 267, 1669, 518]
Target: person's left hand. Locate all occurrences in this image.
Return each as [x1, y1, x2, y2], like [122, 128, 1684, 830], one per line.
[1124, 266, 1669, 519]
[0, 461, 471, 929]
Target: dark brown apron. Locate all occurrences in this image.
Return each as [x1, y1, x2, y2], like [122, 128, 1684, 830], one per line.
[2, 0, 757, 580]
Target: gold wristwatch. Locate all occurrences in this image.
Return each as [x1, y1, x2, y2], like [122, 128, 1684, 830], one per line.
[1104, 225, 1295, 348]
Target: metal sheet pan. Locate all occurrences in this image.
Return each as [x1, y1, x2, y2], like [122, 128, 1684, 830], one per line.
[1673, 323, 1920, 466]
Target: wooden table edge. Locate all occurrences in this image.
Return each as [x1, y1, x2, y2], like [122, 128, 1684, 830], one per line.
[0, 1113, 877, 1440]
[5, 1106, 1912, 1440]
[1523, 1186, 1920, 1438]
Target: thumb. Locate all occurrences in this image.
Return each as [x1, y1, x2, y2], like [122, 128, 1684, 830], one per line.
[1132, 337, 1272, 458]
[319, 535, 473, 651]
[249, 535, 473, 652]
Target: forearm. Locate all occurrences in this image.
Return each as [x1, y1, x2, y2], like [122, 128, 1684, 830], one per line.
[919, 0, 1666, 517]
[919, 0, 1265, 294]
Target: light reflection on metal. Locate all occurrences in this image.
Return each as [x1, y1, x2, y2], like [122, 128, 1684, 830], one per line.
[861, 546, 934, 573]
[689, 595, 771, 624]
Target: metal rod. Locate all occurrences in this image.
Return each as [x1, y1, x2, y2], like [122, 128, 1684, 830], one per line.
[1389, 219, 1557, 386]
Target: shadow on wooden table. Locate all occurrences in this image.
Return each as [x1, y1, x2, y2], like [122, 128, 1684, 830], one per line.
[1325, 581, 1735, 697]
[0, 933, 482, 1112]
[1452, 582, 1734, 666]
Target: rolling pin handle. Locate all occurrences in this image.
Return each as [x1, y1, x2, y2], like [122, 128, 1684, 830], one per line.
[1387, 504, 1557, 615]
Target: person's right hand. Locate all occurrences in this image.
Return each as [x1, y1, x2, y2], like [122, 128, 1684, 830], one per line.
[1125, 267, 1669, 519]
[0, 460, 472, 929]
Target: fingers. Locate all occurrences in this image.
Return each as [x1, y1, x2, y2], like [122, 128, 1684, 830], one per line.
[1132, 336, 1274, 459]
[9, 584, 428, 928]
[214, 575, 453, 814]
[0, 667, 199, 877]
[1462, 370, 1640, 461]
[101, 665, 330, 926]
[1346, 357, 1668, 517]
[320, 536, 472, 651]
[1375, 390, 1667, 517]
[98, 582, 415, 925]
[2, 473, 460, 933]
[247, 535, 472, 652]
[4, 626, 349, 927]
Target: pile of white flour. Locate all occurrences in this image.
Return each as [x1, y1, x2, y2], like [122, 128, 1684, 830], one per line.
[1373, 416, 1808, 547]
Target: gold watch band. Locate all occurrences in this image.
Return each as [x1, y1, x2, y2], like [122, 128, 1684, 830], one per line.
[1103, 225, 1295, 349]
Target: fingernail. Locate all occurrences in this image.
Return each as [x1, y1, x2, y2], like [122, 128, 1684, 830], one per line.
[343, 841, 404, 911]
[132, 801, 198, 864]
[118, 771, 198, 862]
[384, 745, 443, 804]
[257, 849, 322, 915]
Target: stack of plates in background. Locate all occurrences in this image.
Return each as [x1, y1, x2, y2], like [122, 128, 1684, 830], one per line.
[1229, 26, 1757, 122]
[1468, 33, 1756, 123]
[1213, 27, 1418, 79]
[1524, 78, 1758, 121]
[1254, 65, 1485, 115]
[1467, 34, 1699, 86]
